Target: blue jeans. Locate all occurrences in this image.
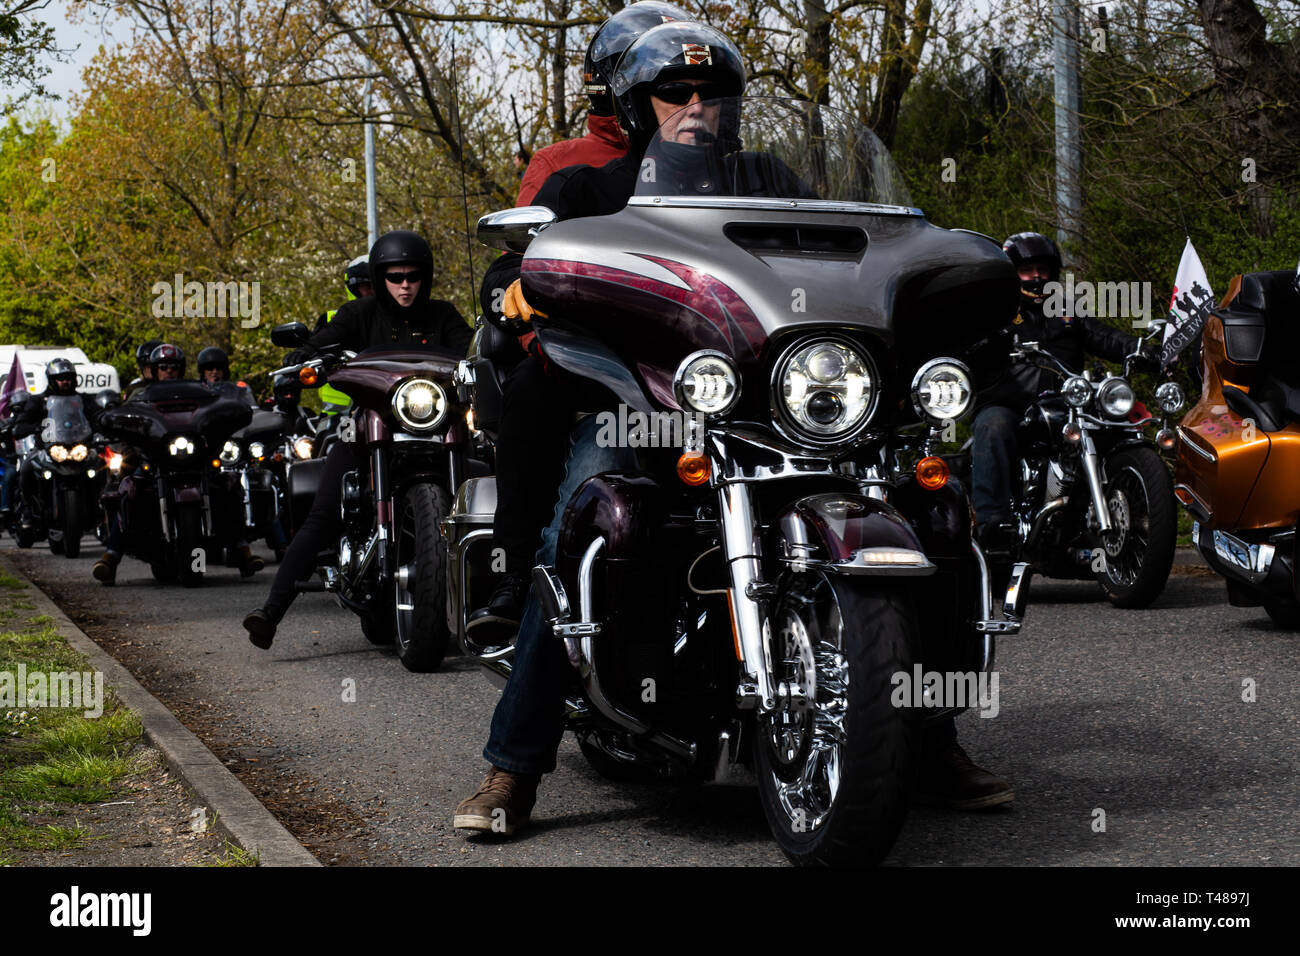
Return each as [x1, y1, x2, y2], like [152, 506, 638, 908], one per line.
[483, 414, 636, 775]
[970, 405, 1019, 527]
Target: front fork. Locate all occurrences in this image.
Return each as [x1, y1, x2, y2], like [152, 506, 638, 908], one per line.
[717, 483, 778, 713]
[1079, 428, 1112, 533]
[372, 447, 392, 583]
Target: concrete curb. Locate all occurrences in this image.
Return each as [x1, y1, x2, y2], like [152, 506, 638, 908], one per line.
[0, 553, 320, 867]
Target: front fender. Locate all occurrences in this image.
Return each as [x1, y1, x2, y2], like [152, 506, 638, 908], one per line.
[774, 493, 936, 576]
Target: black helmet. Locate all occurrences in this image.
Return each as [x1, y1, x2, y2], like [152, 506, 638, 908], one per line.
[45, 358, 77, 395]
[369, 230, 434, 315]
[1003, 231, 1062, 300]
[8, 388, 29, 411]
[135, 338, 163, 370]
[149, 343, 186, 377]
[197, 346, 230, 379]
[584, 1, 692, 116]
[345, 255, 370, 298]
[610, 21, 746, 148]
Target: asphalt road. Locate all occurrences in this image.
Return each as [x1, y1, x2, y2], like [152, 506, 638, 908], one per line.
[7, 537, 1298, 866]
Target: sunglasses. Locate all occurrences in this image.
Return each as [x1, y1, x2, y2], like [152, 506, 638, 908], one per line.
[385, 270, 422, 286]
[156, 362, 182, 371]
[652, 81, 727, 105]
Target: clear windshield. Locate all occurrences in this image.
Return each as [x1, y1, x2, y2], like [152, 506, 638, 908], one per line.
[634, 96, 913, 206]
[43, 395, 92, 444]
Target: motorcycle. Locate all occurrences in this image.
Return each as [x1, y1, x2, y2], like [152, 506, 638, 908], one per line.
[963, 336, 1179, 608]
[13, 393, 109, 558]
[97, 380, 253, 586]
[1174, 268, 1300, 627]
[447, 96, 1029, 866]
[268, 328, 485, 672]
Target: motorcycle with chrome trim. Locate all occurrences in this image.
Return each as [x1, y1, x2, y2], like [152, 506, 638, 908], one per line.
[268, 324, 482, 672]
[967, 335, 1179, 607]
[1174, 268, 1300, 627]
[448, 96, 1028, 866]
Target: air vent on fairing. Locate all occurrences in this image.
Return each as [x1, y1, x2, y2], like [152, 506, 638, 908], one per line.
[723, 222, 868, 260]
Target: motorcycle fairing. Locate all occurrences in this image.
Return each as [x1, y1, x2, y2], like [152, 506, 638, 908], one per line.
[533, 325, 655, 414]
[774, 493, 933, 574]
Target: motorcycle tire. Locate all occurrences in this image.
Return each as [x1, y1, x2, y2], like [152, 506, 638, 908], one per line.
[1263, 600, 1300, 630]
[48, 533, 64, 555]
[151, 560, 176, 584]
[1095, 446, 1176, 609]
[175, 504, 205, 588]
[390, 482, 451, 672]
[755, 573, 919, 867]
[360, 610, 395, 646]
[62, 489, 82, 559]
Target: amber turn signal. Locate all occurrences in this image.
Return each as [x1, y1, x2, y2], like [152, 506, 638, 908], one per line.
[299, 366, 318, 386]
[916, 455, 949, 490]
[677, 451, 711, 486]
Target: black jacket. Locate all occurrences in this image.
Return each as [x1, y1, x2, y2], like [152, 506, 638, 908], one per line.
[973, 299, 1140, 410]
[307, 294, 473, 356]
[12, 390, 97, 439]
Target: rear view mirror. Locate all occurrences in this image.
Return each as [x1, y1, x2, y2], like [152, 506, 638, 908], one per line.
[476, 206, 557, 254]
[271, 322, 311, 347]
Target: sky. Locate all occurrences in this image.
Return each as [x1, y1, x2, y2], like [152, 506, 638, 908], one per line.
[31, 0, 132, 115]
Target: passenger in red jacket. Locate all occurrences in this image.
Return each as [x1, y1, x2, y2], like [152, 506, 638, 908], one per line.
[514, 1, 691, 207]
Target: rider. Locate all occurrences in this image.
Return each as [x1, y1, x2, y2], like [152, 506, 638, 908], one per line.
[13, 358, 80, 529]
[513, 1, 689, 208]
[197, 346, 257, 406]
[124, 338, 164, 398]
[970, 232, 1152, 550]
[241, 230, 473, 648]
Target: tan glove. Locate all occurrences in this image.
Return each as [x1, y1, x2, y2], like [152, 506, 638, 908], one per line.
[502, 278, 547, 329]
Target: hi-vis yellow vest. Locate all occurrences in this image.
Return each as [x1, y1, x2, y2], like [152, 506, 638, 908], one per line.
[317, 308, 351, 409]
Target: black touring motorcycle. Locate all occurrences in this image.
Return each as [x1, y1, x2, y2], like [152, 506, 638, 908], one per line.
[268, 326, 485, 672]
[447, 97, 1029, 866]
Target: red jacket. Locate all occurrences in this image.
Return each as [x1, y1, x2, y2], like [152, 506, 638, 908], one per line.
[515, 113, 627, 207]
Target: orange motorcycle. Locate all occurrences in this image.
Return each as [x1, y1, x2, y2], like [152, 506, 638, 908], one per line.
[1174, 268, 1300, 627]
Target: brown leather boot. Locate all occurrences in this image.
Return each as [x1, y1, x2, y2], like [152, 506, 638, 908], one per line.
[453, 766, 540, 836]
[914, 742, 1013, 810]
[92, 551, 120, 586]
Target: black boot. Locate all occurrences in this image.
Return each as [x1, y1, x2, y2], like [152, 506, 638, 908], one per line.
[466, 570, 530, 640]
[236, 544, 265, 578]
[243, 607, 278, 650]
[92, 551, 121, 586]
[914, 742, 1014, 810]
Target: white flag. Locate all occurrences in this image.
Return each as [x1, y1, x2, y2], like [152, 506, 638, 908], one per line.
[1160, 238, 1215, 372]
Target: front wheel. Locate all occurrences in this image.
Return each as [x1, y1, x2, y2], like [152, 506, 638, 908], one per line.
[390, 482, 451, 672]
[1264, 600, 1300, 630]
[1095, 446, 1176, 608]
[62, 487, 83, 559]
[174, 503, 205, 588]
[755, 573, 919, 867]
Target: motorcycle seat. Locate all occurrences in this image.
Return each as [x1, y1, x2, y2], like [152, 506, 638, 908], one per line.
[1222, 384, 1282, 433]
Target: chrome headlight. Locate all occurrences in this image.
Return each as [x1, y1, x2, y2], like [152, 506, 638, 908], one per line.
[168, 436, 196, 458]
[1097, 377, 1135, 419]
[392, 378, 447, 432]
[1155, 381, 1185, 414]
[674, 350, 740, 417]
[910, 358, 973, 425]
[774, 339, 878, 442]
[69, 444, 89, 462]
[1062, 376, 1092, 408]
[219, 440, 241, 464]
[293, 437, 315, 460]
[49, 444, 69, 462]
[248, 441, 265, 460]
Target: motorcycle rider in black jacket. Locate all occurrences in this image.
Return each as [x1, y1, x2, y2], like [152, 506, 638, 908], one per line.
[241, 230, 473, 648]
[970, 232, 1152, 550]
[13, 359, 80, 532]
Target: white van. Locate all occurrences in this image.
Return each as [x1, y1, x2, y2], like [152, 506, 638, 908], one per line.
[0, 345, 121, 396]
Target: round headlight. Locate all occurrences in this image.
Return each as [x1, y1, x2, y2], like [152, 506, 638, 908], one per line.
[69, 444, 88, 462]
[249, 441, 265, 460]
[168, 436, 195, 458]
[673, 350, 740, 417]
[293, 437, 315, 460]
[774, 339, 878, 442]
[1062, 376, 1092, 408]
[910, 358, 973, 425]
[392, 378, 447, 431]
[1155, 381, 1185, 414]
[219, 440, 241, 464]
[1097, 377, 1135, 419]
[49, 445, 69, 462]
